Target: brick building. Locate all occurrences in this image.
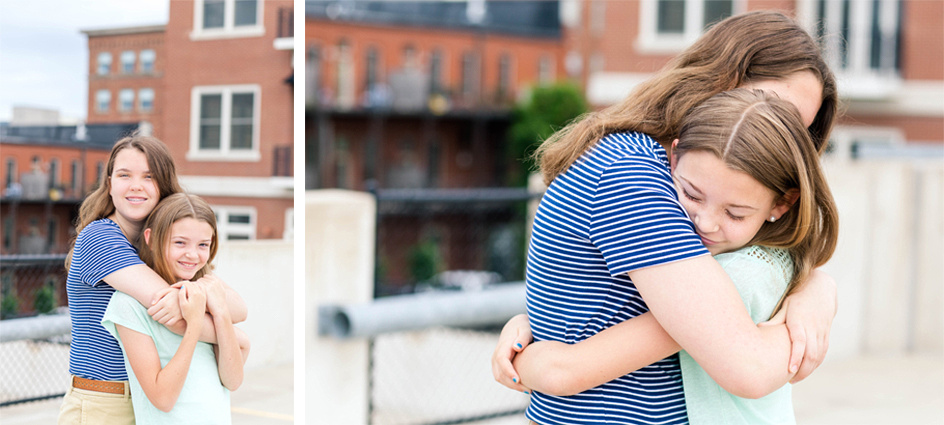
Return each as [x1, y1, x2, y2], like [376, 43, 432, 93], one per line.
[306, 1, 565, 293]
[306, 0, 564, 191]
[84, 0, 295, 241]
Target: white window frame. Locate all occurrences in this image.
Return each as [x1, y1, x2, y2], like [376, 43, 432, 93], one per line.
[213, 206, 257, 240]
[800, 0, 902, 99]
[140, 49, 156, 74]
[188, 84, 261, 162]
[191, 0, 265, 40]
[96, 90, 111, 113]
[120, 51, 136, 74]
[119, 89, 135, 112]
[636, 0, 744, 54]
[139, 88, 155, 112]
[97, 52, 112, 76]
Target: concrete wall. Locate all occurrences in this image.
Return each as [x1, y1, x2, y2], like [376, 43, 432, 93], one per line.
[824, 156, 944, 359]
[306, 190, 376, 424]
[213, 239, 294, 370]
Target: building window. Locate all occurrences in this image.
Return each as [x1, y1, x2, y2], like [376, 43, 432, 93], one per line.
[497, 54, 512, 101]
[47, 218, 57, 252]
[97, 52, 112, 75]
[193, 0, 263, 39]
[813, 0, 901, 97]
[638, 0, 738, 53]
[140, 49, 156, 73]
[120, 51, 136, 74]
[96, 90, 111, 113]
[119, 89, 135, 112]
[213, 206, 256, 240]
[71, 159, 81, 196]
[461, 51, 480, 104]
[365, 47, 379, 93]
[429, 49, 444, 93]
[189, 85, 260, 160]
[139, 88, 155, 112]
[5, 158, 16, 189]
[48, 158, 59, 191]
[95, 161, 105, 189]
[306, 45, 321, 105]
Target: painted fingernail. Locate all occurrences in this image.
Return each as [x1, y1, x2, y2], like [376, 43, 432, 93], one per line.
[523, 391, 529, 394]
[512, 378, 517, 383]
[790, 365, 798, 373]
[516, 343, 523, 349]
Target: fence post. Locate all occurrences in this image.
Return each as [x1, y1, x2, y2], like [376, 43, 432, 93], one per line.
[307, 190, 376, 423]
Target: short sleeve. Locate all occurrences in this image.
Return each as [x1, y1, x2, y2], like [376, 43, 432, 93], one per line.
[714, 247, 791, 323]
[74, 220, 145, 288]
[102, 292, 154, 340]
[589, 155, 708, 276]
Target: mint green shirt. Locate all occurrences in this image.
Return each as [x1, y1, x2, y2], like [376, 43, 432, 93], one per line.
[679, 245, 796, 425]
[102, 292, 231, 425]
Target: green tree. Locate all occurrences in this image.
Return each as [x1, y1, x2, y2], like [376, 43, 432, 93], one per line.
[507, 83, 588, 186]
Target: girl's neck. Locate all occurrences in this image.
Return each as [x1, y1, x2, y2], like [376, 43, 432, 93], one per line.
[108, 213, 143, 241]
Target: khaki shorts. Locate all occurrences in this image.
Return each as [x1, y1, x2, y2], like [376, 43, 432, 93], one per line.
[57, 376, 134, 425]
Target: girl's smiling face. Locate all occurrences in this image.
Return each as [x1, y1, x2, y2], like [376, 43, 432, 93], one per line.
[109, 148, 159, 229]
[161, 217, 214, 281]
[671, 149, 792, 255]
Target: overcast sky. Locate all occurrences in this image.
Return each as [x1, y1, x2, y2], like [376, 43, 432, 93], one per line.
[0, 0, 169, 123]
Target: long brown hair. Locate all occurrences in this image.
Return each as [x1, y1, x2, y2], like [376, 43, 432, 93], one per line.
[675, 88, 839, 314]
[66, 134, 183, 268]
[136, 193, 218, 284]
[535, 10, 838, 185]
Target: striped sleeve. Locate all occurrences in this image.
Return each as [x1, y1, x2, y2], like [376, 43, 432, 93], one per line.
[76, 221, 145, 287]
[590, 154, 707, 276]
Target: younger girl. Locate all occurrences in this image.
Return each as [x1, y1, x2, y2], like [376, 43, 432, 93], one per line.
[496, 88, 838, 424]
[102, 193, 249, 424]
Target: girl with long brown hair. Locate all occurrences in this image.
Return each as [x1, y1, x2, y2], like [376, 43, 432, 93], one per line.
[103, 193, 248, 424]
[490, 11, 841, 424]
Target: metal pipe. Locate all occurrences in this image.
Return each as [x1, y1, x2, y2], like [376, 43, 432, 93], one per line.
[318, 282, 526, 339]
[0, 313, 71, 342]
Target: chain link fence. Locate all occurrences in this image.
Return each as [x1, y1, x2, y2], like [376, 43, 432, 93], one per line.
[1, 254, 71, 406]
[370, 328, 529, 425]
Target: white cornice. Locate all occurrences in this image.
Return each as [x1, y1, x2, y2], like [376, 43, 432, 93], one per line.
[179, 175, 293, 199]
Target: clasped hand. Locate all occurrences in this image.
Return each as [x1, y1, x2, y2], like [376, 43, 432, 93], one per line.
[146, 274, 229, 326]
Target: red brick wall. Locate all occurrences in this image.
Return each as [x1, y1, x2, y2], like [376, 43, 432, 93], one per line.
[161, 0, 294, 178]
[86, 30, 165, 125]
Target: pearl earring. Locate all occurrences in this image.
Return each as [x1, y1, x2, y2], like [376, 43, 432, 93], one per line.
[769, 216, 777, 223]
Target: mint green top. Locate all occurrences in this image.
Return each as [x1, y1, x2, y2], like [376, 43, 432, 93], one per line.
[102, 292, 231, 425]
[679, 245, 796, 425]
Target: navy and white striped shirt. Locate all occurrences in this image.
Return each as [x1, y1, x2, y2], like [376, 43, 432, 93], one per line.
[67, 219, 144, 381]
[525, 132, 709, 424]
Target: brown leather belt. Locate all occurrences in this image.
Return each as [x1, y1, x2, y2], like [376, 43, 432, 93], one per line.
[72, 376, 126, 395]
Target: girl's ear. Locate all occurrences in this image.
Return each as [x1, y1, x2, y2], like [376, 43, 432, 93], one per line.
[143, 228, 152, 245]
[771, 188, 800, 218]
[669, 139, 680, 172]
